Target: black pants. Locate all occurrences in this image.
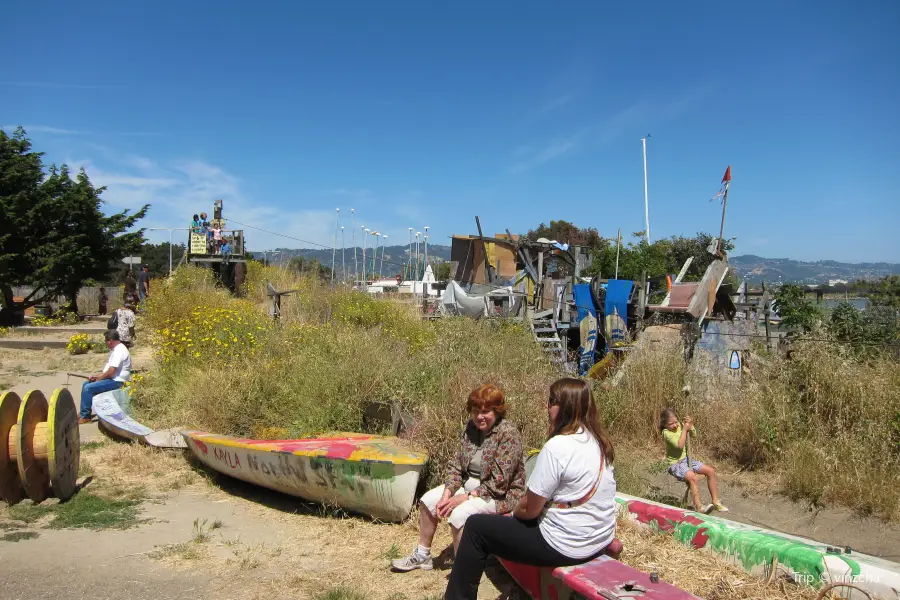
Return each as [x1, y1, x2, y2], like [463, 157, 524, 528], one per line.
[445, 514, 591, 600]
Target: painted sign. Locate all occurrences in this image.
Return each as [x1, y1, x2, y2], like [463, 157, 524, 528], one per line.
[616, 493, 900, 600]
[121, 256, 142, 265]
[182, 431, 427, 522]
[189, 232, 207, 255]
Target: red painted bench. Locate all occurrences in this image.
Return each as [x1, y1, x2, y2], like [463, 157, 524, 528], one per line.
[499, 539, 701, 600]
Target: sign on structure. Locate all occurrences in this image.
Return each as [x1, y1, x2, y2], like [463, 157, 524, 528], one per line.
[121, 256, 141, 265]
[189, 233, 207, 255]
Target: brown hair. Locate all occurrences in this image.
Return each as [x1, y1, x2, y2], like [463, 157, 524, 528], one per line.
[659, 407, 677, 431]
[548, 378, 614, 465]
[466, 384, 507, 420]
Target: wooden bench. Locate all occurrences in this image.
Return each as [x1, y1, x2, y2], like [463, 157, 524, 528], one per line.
[499, 540, 701, 599]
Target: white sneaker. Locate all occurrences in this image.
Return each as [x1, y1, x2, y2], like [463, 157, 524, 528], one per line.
[391, 550, 433, 572]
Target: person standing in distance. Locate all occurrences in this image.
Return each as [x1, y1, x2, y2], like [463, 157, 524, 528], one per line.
[138, 265, 150, 304]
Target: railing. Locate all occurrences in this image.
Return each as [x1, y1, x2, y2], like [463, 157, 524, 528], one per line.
[187, 229, 245, 256]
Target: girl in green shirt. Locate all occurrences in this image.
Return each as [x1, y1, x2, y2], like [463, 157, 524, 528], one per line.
[659, 408, 728, 514]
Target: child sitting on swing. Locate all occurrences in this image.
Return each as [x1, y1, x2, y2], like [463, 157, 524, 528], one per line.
[659, 408, 728, 514]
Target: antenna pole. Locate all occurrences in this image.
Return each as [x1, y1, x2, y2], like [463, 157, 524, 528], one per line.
[351, 209, 357, 285]
[341, 226, 346, 284]
[642, 137, 651, 244]
[331, 208, 340, 288]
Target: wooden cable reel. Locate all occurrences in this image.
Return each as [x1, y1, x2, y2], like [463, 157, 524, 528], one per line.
[0, 388, 80, 504]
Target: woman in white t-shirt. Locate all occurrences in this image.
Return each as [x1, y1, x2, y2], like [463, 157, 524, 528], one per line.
[444, 378, 617, 600]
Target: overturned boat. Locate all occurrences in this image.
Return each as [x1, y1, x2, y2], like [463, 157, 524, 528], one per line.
[181, 431, 428, 522]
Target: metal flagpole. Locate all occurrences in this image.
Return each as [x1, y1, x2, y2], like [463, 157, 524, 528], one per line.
[717, 166, 732, 254]
[641, 136, 651, 244]
[415, 232, 421, 279]
[331, 208, 340, 287]
[341, 226, 346, 284]
[371, 231, 379, 279]
[351, 209, 357, 285]
[362, 228, 369, 285]
[379, 234, 387, 279]
[407, 228, 413, 280]
[423, 226, 429, 278]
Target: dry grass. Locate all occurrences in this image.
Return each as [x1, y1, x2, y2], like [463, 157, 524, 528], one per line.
[131, 266, 900, 518]
[82, 439, 201, 496]
[598, 333, 900, 520]
[134, 266, 559, 488]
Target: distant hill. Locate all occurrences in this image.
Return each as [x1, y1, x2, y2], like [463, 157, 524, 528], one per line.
[729, 255, 900, 284]
[252, 244, 452, 276]
[252, 245, 899, 284]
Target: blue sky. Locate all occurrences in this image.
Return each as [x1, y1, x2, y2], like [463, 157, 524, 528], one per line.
[2, 1, 898, 262]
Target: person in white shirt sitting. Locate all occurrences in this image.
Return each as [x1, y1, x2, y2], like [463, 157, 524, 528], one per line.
[444, 378, 619, 600]
[78, 330, 132, 424]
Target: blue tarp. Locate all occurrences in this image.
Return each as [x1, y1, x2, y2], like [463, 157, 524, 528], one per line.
[573, 283, 596, 323]
[604, 279, 633, 321]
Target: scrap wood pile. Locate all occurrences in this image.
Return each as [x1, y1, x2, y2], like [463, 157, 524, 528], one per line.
[615, 517, 822, 600]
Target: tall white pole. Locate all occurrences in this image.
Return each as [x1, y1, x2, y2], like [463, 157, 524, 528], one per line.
[351, 209, 357, 285]
[423, 226, 429, 279]
[380, 234, 387, 279]
[331, 208, 340, 287]
[415, 232, 421, 280]
[407, 228, 413, 280]
[372, 231, 379, 279]
[363, 228, 369, 285]
[641, 137, 650, 244]
[341, 226, 346, 284]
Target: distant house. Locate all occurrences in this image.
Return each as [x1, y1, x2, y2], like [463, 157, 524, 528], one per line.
[828, 279, 848, 286]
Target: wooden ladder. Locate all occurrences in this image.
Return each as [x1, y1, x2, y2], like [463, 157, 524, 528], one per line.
[531, 309, 565, 364]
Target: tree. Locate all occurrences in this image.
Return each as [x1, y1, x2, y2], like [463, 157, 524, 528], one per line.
[433, 261, 452, 281]
[582, 231, 735, 281]
[139, 241, 188, 279]
[774, 284, 822, 331]
[0, 127, 148, 323]
[867, 275, 900, 309]
[526, 220, 606, 249]
[288, 256, 332, 281]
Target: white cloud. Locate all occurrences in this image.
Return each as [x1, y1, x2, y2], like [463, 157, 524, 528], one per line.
[69, 149, 437, 253]
[6, 125, 90, 135]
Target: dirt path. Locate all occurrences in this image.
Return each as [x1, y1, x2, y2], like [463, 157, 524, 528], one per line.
[0, 439, 518, 600]
[2, 345, 899, 599]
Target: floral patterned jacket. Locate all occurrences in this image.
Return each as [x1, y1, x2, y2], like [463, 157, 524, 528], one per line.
[443, 417, 526, 514]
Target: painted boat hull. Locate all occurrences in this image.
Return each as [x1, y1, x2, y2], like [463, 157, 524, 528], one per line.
[92, 390, 186, 449]
[617, 493, 900, 600]
[522, 453, 900, 599]
[181, 431, 427, 522]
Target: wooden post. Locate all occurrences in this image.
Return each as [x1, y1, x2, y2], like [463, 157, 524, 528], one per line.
[762, 281, 771, 350]
[536, 251, 544, 310]
[637, 270, 647, 333]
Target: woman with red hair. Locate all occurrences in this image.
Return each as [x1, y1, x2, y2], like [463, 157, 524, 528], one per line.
[392, 384, 525, 572]
[444, 378, 618, 600]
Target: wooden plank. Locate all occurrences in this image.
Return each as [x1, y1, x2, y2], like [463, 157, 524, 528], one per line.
[686, 259, 728, 320]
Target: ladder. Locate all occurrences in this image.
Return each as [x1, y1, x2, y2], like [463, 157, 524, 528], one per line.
[530, 308, 566, 364]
